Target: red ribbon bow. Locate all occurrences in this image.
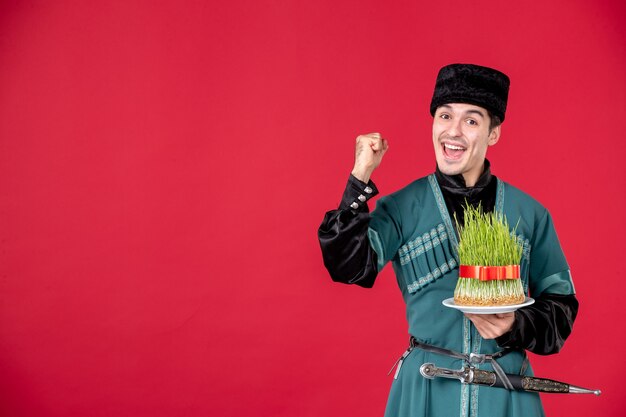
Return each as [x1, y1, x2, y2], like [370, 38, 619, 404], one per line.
[458, 265, 520, 281]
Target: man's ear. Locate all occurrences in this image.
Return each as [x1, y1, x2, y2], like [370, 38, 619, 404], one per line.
[488, 125, 501, 146]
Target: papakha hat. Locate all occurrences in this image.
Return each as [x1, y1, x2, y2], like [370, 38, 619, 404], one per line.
[430, 63, 510, 122]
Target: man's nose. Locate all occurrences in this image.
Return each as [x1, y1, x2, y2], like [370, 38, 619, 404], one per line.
[447, 119, 463, 137]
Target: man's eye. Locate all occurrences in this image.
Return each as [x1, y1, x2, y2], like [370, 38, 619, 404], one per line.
[466, 119, 477, 125]
[440, 114, 450, 119]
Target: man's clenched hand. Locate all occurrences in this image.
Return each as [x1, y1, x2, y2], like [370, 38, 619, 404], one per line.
[351, 133, 389, 183]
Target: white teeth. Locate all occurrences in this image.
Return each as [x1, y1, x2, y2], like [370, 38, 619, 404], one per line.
[444, 143, 465, 150]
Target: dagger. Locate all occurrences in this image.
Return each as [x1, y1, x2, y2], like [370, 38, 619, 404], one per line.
[419, 363, 601, 395]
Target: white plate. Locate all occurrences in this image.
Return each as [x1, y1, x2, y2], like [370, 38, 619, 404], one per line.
[442, 297, 535, 314]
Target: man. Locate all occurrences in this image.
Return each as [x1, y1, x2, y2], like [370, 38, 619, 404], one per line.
[318, 64, 578, 417]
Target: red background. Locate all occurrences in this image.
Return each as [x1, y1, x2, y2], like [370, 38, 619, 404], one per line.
[1, 1, 625, 416]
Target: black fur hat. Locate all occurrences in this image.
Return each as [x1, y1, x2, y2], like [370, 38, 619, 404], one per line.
[430, 64, 510, 122]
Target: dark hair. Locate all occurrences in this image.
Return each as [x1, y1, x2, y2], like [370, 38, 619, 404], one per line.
[488, 111, 502, 131]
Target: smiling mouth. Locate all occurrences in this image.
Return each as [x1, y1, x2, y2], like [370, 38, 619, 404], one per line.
[442, 142, 467, 160]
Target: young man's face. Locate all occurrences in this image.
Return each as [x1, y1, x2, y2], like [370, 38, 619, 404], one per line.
[432, 103, 501, 187]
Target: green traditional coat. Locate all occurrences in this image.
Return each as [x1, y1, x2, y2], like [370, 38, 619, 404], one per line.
[368, 175, 575, 417]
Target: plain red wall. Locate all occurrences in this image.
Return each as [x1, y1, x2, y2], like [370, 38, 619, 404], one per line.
[1, 1, 625, 416]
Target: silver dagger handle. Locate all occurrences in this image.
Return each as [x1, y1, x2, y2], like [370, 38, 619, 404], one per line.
[419, 363, 472, 383]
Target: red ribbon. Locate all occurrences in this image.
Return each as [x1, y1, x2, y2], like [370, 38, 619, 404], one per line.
[459, 265, 520, 281]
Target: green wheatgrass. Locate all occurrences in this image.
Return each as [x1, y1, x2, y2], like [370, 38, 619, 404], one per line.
[454, 204, 526, 306]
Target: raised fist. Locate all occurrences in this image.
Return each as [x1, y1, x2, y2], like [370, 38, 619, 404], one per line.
[351, 133, 389, 183]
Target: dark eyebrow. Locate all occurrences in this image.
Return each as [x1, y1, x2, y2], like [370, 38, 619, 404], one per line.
[465, 109, 486, 119]
[437, 104, 486, 118]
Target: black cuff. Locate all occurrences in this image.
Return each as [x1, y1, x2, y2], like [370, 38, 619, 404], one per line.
[495, 293, 579, 355]
[339, 175, 379, 211]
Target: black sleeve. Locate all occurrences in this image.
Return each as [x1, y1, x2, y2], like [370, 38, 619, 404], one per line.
[317, 175, 380, 288]
[495, 293, 579, 355]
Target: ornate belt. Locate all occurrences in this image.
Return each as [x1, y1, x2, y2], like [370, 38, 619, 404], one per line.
[389, 336, 527, 390]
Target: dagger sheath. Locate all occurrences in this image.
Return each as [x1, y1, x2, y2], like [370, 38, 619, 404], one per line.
[470, 368, 570, 393]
